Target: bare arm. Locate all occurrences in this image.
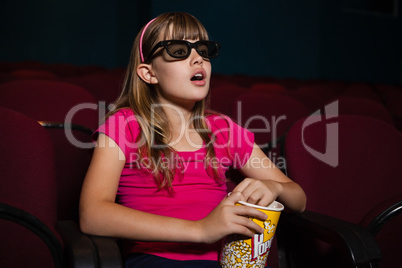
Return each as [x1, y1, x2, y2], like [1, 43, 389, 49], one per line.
[79, 134, 269, 244]
[234, 144, 306, 213]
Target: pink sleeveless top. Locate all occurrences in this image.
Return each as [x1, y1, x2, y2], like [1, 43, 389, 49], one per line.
[95, 108, 254, 261]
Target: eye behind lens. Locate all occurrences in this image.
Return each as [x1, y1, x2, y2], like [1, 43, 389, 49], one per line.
[167, 41, 189, 58]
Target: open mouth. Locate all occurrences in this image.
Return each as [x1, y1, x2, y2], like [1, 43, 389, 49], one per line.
[191, 73, 204, 81]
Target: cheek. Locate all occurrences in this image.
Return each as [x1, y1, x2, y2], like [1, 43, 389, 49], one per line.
[154, 62, 180, 79]
[157, 69, 182, 86]
[205, 62, 212, 75]
[155, 68, 187, 92]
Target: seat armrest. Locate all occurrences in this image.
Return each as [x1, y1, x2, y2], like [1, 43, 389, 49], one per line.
[365, 196, 402, 236]
[56, 221, 123, 268]
[280, 210, 382, 266]
[89, 235, 123, 268]
[56, 220, 98, 267]
[0, 203, 64, 268]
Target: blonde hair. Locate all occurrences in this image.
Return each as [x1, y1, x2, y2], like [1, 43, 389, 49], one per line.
[110, 12, 223, 193]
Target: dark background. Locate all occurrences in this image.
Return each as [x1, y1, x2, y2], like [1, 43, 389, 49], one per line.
[1, 0, 401, 85]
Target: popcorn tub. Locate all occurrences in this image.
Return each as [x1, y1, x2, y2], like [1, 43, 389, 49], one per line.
[220, 201, 284, 268]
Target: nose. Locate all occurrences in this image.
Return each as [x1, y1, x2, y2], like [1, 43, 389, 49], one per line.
[190, 48, 203, 65]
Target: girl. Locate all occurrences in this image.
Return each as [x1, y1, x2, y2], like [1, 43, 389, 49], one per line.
[79, 12, 306, 267]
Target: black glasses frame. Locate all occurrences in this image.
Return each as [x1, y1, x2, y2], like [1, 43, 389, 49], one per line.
[144, 40, 221, 62]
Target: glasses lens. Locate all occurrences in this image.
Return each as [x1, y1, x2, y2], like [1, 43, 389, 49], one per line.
[166, 41, 189, 58]
[197, 41, 219, 58]
[163, 40, 220, 59]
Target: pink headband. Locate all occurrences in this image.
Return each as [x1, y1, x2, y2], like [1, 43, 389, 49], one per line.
[139, 18, 156, 62]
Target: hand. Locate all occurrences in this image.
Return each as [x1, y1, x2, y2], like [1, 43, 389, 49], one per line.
[194, 191, 267, 244]
[232, 178, 283, 207]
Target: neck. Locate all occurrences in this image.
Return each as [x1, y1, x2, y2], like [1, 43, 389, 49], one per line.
[163, 103, 194, 130]
[161, 102, 206, 151]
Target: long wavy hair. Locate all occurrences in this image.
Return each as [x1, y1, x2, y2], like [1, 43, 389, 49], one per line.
[109, 12, 224, 193]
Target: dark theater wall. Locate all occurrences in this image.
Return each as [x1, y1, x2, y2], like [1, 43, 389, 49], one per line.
[319, 1, 402, 84]
[150, 0, 322, 80]
[1, 0, 401, 84]
[0, 0, 142, 68]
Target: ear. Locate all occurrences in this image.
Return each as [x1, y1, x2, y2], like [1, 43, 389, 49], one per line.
[137, 64, 158, 84]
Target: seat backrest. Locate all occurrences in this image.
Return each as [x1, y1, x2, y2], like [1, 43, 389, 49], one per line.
[0, 80, 98, 221]
[296, 84, 339, 103]
[0, 79, 99, 130]
[63, 70, 124, 106]
[10, 69, 59, 80]
[208, 84, 247, 116]
[46, 127, 94, 221]
[288, 90, 325, 114]
[342, 82, 382, 103]
[360, 194, 402, 268]
[249, 83, 288, 94]
[284, 114, 402, 267]
[328, 97, 395, 126]
[0, 107, 62, 267]
[383, 88, 402, 117]
[284, 114, 402, 224]
[232, 92, 308, 149]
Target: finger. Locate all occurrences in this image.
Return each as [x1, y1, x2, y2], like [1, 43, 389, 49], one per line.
[232, 178, 252, 193]
[255, 194, 275, 207]
[230, 225, 256, 238]
[233, 179, 264, 203]
[244, 190, 263, 204]
[224, 191, 246, 204]
[233, 214, 265, 235]
[235, 205, 268, 222]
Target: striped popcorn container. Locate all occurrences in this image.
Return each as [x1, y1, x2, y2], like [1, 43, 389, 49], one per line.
[220, 201, 284, 268]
